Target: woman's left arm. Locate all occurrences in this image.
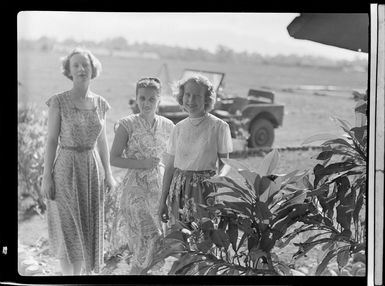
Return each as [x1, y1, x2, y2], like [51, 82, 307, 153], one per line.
[97, 120, 116, 190]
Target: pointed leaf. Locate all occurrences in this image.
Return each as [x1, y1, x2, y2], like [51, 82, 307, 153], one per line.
[211, 229, 230, 249]
[355, 100, 367, 114]
[316, 150, 335, 160]
[239, 170, 257, 191]
[321, 138, 353, 149]
[332, 116, 352, 132]
[223, 201, 252, 216]
[337, 249, 350, 270]
[236, 232, 248, 252]
[283, 191, 307, 208]
[259, 176, 273, 197]
[302, 133, 339, 145]
[222, 158, 250, 171]
[256, 149, 279, 175]
[315, 249, 339, 275]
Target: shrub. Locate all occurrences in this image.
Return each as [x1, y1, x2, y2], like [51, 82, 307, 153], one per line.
[145, 150, 314, 275]
[283, 99, 368, 275]
[18, 105, 48, 216]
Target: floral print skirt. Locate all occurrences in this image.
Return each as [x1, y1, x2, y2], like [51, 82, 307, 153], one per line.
[166, 168, 217, 226]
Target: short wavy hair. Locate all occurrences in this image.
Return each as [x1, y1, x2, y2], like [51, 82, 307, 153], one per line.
[175, 74, 216, 112]
[136, 77, 162, 96]
[61, 47, 102, 80]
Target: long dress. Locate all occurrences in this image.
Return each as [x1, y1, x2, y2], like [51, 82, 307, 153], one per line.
[109, 114, 174, 273]
[45, 91, 110, 274]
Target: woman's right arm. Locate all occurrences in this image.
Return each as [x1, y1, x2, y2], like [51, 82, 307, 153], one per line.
[158, 153, 175, 222]
[42, 104, 61, 199]
[110, 124, 159, 169]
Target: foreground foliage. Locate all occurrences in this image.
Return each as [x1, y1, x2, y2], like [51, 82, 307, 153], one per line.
[18, 105, 48, 215]
[147, 100, 367, 276]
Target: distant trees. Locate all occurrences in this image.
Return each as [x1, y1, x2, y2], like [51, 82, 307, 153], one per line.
[17, 37, 368, 71]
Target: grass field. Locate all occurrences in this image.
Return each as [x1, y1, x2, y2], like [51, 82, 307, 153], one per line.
[17, 49, 367, 275]
[18, 50, 367, 149]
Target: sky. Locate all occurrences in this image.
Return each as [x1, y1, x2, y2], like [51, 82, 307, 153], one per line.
[17, 11, 368, 61]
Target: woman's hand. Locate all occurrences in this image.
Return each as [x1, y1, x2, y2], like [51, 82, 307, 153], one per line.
[141, 157, 160, 169]
[41, 175, 55, 200]
[105, 174, 117, 193]
[158, 201, 169, 223]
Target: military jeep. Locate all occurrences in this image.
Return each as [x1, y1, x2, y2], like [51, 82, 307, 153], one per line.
[130, 69, 284, 148]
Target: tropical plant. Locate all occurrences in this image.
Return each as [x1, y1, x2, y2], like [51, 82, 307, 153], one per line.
[145, 149, 316, 275]
[18, 105, 48, 215]
[283, 99, 368, 275]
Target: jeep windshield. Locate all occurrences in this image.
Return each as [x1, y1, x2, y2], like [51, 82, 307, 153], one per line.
[180, 69, 225, 93]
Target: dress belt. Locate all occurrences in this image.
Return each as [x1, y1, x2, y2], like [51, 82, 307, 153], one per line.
[60, 145, 95, 152]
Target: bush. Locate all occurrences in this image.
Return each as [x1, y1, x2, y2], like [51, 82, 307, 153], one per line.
[145, 150, 313, 275]
[18, 105, 48, 216]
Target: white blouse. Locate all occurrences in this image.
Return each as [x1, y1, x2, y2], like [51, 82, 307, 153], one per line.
[167, 113, 233, 171]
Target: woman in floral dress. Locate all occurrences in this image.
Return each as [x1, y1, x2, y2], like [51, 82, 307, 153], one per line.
[41, 47, 116, 275]
[158, 74, 233, 227]
[109, 77, 174, 274]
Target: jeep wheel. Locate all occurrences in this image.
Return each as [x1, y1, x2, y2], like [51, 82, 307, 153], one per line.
[248, 119, 274, 148]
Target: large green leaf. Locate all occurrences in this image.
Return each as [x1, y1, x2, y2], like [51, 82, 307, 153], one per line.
[332, 116, 352, 132]
[254, 201, 273, 220]
[351, 126, 367, 145]
[211, 229, 231, 249]
[321, 137, 351, 146]
[315, 246, 349, 275]
[337, 248, 350, 270]
[313, 162, 357, 187]
[255, 149, 279, 176]
[222, 158, 250, 172]
[223, 201, 252, 216]
[316, 150, 335, 160]
[282, 190, 307, 209]
[355, 100, 367, 114]
[336, 204, 353, 231]
[236, 232, 248, 252]
[239, 170, 258, 192]
[207, 176, 252, 202]
[258, 176, 273, 198]
[293, 237, 332, 260]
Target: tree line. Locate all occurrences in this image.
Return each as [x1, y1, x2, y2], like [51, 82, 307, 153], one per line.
[18, 36, 368, 71]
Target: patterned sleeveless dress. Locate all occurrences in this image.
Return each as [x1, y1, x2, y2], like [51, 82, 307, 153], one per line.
[45, 91, 110, 274]
[109, 114, 174, 274]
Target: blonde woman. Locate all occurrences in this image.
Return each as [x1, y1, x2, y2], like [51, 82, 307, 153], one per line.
[41, 47, 116, 275]
[158, 74, 233, 227]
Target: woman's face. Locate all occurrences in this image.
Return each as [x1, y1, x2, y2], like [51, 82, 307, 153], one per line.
[136, 87, 160, 116]
[69, 53, 92, 83]
[182, 81, 206, 118]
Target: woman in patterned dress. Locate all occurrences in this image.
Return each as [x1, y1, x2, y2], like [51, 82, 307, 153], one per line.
[41, 47, 116, 275]
[109, 77, 174, 274]
[158, 74, 233, 227]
